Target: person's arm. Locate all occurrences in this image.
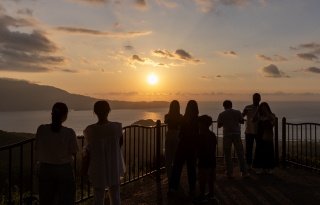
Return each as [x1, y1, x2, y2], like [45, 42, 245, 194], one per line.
[239, 111, 245, 124]
[242, 106, 249, 117]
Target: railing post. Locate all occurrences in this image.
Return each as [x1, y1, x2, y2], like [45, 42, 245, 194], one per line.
[282, 117, 287, 168]
[274, 117, 279, 166]
[156, 120, 161, 181]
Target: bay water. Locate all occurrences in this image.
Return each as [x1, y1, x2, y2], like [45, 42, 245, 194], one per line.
[0, 101, 319, 136]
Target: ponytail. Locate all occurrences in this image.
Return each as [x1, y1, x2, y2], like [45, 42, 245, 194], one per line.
[51, 102, 68, 133]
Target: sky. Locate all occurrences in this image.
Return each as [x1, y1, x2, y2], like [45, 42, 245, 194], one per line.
[1, 0, 320, 102]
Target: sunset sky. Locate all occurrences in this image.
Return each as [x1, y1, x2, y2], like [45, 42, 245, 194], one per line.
[1, 0, 320, 102]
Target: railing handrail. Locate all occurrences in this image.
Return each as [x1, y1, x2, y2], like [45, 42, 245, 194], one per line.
[285, 122, 320, 126]
[0, 138, 35, 151]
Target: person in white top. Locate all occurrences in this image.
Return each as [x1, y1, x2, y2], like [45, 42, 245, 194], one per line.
[217, 100, 249, 178]
[36, 102, 79, 205]
[242, 93, 261, 169]
[83, 101, 125, 205]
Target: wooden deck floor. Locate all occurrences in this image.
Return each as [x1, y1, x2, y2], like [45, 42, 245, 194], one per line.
[120, 162, 320, 205]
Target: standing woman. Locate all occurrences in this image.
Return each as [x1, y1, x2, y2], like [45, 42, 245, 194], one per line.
[252, 102, 276, 174]
[164, 100, 183, 185]
[36, 102, 79, 205]
[168, 100, 199, 196]
[83, 101, 125, 205]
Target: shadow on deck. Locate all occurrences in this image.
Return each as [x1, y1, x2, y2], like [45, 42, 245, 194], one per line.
[120, 161, 320, 205]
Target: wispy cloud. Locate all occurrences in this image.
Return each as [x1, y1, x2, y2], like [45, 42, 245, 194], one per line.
[56, 26, 152, 37]
[299, 42, 320, 49]
[292, 42, 320, 61]
[74, 0, 107, 4]
[297, 67, 320, 74]
[126, 54, 168, 69]
[259, 64, 290, 78]
[218, 50, 238, 57]
[256, 54, 288, 62]
[296, 53, 318, 61]
[17, 8, 33, 16]
[200, 75, 212, 80]
[157, 0, 177, 8]
[135, 0, 148, 10]
[0, 14, 67, 72]
[152, 49, 203, 63]
[195, 0, 251, 13]
[124, 45, 134, 50]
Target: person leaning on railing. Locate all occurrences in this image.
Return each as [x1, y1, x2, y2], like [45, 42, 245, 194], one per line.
[35, 102, 79, 205]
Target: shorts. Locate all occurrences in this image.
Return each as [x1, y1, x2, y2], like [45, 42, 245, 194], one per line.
[198, 167, 216, 182]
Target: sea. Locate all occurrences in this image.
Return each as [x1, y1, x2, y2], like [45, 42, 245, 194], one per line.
[0, 101, 320, 136]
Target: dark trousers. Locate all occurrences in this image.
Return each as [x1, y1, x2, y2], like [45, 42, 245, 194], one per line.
[245, 134, 257, 165]
[38, 163, 76, 205]
[169, 144, 196, 191]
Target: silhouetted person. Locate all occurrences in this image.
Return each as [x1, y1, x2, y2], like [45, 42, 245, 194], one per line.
[168, 100, 199, 197]
[164, 100, 183, 185]
[83, 101, 125, 205]
[252, 102, 276, 174]
[242, 93, 261, 169]
[193, 115, 217, 203]
[36, 102, 79, 205]
[217, 100, 249, 178]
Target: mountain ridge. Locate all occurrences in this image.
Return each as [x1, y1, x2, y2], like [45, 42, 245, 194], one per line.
[0, 78, 169, 111]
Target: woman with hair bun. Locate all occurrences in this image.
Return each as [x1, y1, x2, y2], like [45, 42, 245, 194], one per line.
[36, 102, 79, 205]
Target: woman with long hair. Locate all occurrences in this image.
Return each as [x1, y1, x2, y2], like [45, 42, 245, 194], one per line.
[164, 100, 183, 185]
[83, 100, 125, 205]
[252, 102, 276, 174]
[168, 100, 199, 196]
[36, 102, 79, 205]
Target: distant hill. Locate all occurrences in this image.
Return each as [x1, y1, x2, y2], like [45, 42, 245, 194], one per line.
[0, 78, 169, 111]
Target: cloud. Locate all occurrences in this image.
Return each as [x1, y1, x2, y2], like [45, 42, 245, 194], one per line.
[296, 53, 318, 61]
[153, 49, 175, 58]
[152, 49, 202, 63]
[256, 54, 288, 62]
[0, 14, 67, 72]
[200, 75, 211, 80]
[17, 8, 33, 16]
[135, 0, 148, 10]
[56, 26, 152, 37]
[291, 42, 320, 61]
[126, 54, 168, 68]
[298, 67, 320, 74]
[259, 64, 290, 78]
[195, 0, 250, 13]
[157, 0, 177, 8]
[299, 42, 320, 49]
[132, 54, 145, 63]
[218, 50, 238, 57]
[61, 68, 78, 73]
[124, 45, 134, 50]
[74, 0, 107, 4]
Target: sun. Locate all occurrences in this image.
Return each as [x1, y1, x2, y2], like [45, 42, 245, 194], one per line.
[147, 73, 158, 85]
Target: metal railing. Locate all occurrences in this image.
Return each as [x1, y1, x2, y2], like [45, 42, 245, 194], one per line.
[0, 121, 167, 205]
[0, 119, 281, 204]
[282, 117, 320, 171]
